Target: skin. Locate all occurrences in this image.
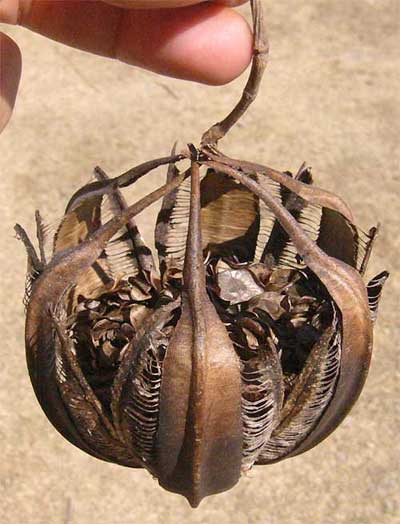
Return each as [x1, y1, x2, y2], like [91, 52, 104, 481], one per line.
[0, 0, 252, 133]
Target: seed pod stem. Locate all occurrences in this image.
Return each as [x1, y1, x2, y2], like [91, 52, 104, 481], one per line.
[201, 0, 268, 146]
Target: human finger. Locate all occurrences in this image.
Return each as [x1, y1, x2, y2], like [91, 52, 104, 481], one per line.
[104, 0, 247, 8]
[18, 1, 252, 85]
[0, 32, 22, 133]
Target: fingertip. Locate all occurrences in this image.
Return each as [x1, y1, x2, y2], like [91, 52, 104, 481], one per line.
[213, 0, 249, 7]
[191, 7, 253, 85]
[116, 4, 253, 85]
[0, 33, 22, 133]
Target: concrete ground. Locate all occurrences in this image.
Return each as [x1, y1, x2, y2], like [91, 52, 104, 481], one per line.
[1, 1, 399, 523]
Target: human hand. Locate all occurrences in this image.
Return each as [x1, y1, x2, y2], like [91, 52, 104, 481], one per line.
[0, 0, 252, 133]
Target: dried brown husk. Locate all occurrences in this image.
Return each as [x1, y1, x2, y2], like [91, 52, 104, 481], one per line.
[15, 0, 388, 508]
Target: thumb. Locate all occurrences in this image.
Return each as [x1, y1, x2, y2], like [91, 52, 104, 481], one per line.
[0, 32, 22, 134]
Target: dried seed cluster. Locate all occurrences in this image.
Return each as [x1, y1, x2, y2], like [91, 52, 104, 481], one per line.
[16, 0, 387, 508]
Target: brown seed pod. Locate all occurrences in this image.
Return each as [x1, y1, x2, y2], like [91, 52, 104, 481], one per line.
[15, 0, 387, 508]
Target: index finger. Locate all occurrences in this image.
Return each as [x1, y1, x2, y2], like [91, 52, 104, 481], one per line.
[104, 1, 247, 7]
[9, 0, 252, 85]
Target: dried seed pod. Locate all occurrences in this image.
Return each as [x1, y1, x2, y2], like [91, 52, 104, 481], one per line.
[16, 151, 387, 506]
[15, 0, 387, 509]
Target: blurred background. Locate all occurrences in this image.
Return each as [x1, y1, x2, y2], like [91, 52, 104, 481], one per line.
[1, 1, 399, 523]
